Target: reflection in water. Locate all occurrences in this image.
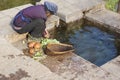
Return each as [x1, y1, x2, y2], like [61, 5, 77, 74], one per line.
[54, 26, 118, 66]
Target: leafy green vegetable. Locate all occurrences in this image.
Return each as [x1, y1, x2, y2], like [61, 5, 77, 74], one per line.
[34, 51, 42, 57]
[41, 38, 60, 48]
[28, 34, 60, 60]
[32, 38, 60, 60]
[32, 49, 46, 60]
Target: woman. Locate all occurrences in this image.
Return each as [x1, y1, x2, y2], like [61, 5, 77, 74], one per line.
[12, 1, 58, 38]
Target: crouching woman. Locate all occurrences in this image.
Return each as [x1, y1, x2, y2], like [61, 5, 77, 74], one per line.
[12, 1, 58, 38]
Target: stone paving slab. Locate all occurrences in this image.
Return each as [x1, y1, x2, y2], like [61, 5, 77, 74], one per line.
[101, 56, 120, 79]
[0, 1, 120, 80]
[0, 4, 33, 19]
[0, 17, 11, 27]
[40, 53, 120, 80]
[0, 12, 7, 18]
[64, 0, 104, 11]
[40, 0, 104, 23]
[0, 4, 34, 43]
[0, 8, 20, 18]
[85, 8, 120, 34]
[0, 37, 65, 80]
[0, 17, 26, 43]
[40, 0, 83, 23]
[15, 4, 33, 10]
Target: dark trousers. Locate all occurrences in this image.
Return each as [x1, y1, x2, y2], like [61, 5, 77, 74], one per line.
[14, 18, 46, 38]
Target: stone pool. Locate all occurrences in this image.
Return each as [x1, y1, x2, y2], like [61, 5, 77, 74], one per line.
[52, 20, 120, 66]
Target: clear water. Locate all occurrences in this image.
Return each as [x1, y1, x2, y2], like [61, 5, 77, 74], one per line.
[54, 26, 118, 66]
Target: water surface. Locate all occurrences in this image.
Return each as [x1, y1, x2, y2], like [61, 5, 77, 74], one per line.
[54, 26, 118, 66]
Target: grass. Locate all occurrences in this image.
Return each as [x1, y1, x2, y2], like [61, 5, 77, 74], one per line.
[0, 0, 35, 10]
[0, 0, 119, 11]
[105, 0, 119, 11]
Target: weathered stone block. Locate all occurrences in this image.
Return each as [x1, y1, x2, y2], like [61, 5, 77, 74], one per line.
[0, 24, 27, 43]
[39, 0, 83, 23]
[1, 8, 20, 18]
[65, 0, 104, 11]
[101, 56, 120, 79]
[85, 9, 120, 34]
[39, 0, 104, 23]
[0, 13, 7, 18]
[0, 12, 26, 43]
[15, 4, 33, 10]
[0, 4, 34, 43]
[0, 37, 64, 80]
[0, 17, 11, 26]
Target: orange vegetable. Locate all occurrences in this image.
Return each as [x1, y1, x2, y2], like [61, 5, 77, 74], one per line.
[28, 41, 36, 48]
[34, 42, 41, 49]
[29, 48, 35, 55]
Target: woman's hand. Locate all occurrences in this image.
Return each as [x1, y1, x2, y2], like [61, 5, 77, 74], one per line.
[43, 29, 50, 38]
[44, 32, 50, 38]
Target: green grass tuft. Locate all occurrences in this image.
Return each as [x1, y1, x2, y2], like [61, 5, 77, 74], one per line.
[0, 0, 36, 10]
[105, 0, 119, 11]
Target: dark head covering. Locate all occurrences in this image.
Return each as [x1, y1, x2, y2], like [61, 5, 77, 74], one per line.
[44, 1, 58, 14]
